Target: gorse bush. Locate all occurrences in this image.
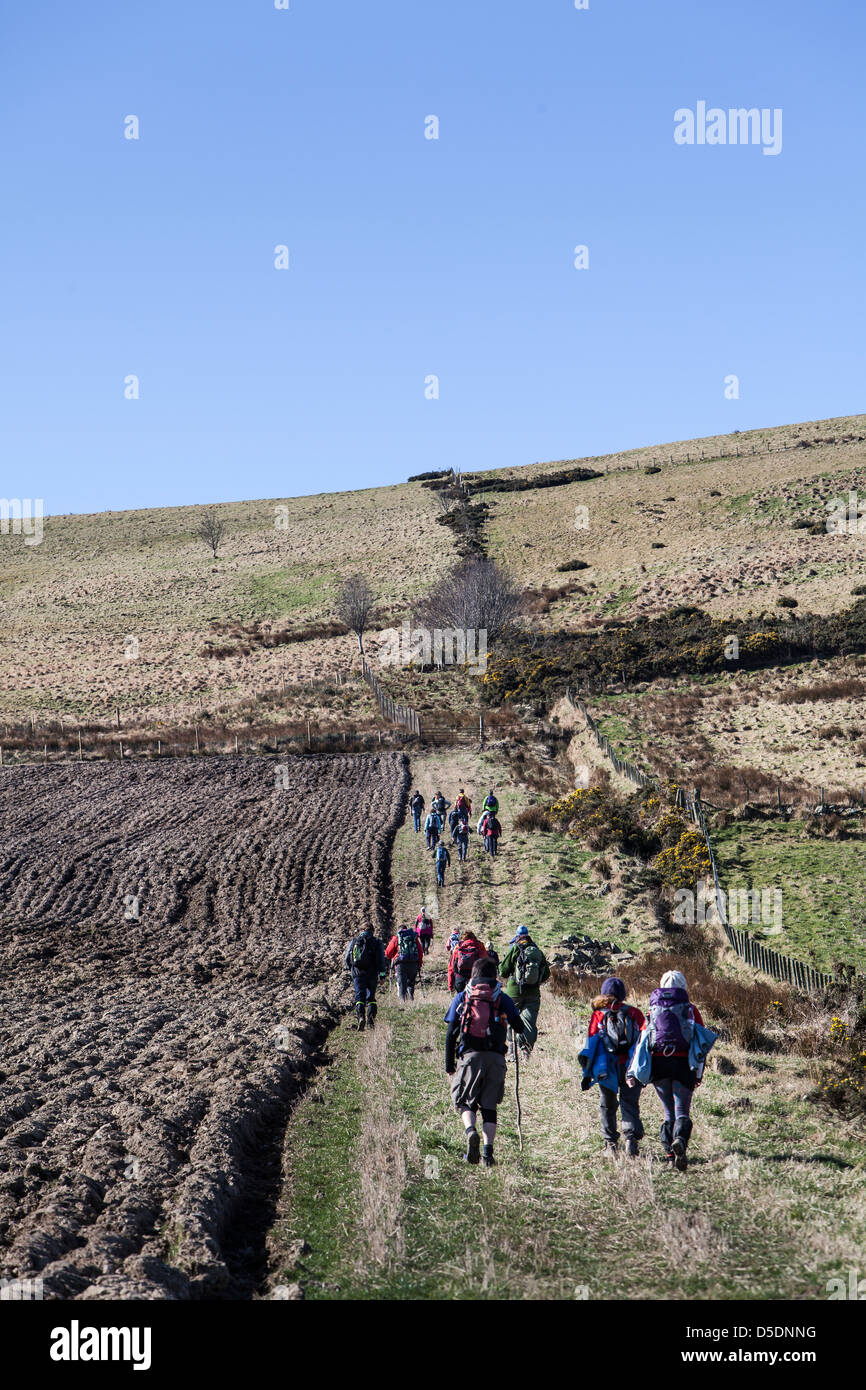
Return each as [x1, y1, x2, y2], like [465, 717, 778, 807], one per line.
[655, 829, 712, 888]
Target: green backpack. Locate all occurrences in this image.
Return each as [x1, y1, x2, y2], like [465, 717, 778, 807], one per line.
[515, 942, 544, 990]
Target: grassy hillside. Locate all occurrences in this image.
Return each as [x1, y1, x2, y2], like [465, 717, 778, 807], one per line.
[4, 414, 866, 734]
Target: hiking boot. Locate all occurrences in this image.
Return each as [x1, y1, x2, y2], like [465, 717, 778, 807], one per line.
[464, 1130, 481, 1165]
[604, 1140, 619, 1158]
[625, 1137, 640, 1159]
[672, 1138, 688, 1172]
[482, 1146, 495, 1168]
[355, 1004, 366, 1031]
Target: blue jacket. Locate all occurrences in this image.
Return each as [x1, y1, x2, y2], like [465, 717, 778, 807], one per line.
[627, 1020, 718, 1085]
[578, 1030, 637, 1093]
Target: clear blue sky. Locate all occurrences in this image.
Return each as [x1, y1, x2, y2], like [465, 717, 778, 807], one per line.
[2, 0, 864, 516]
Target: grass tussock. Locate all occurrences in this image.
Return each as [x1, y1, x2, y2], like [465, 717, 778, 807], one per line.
[355, 1022, 419, 1269]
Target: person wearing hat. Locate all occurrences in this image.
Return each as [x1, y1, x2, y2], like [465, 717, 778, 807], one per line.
[484, 940, 500, 974]
[498, 925, 550, 1057]
[581, 977, 646, 1157]
[626, 969, 709, 1171]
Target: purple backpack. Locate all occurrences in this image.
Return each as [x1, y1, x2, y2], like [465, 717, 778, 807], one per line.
[647, 987, 694, 1053]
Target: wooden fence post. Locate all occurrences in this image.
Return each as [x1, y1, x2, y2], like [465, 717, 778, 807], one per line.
[78, 729, 83, 761]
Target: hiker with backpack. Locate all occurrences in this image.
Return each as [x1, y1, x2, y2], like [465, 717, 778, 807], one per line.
[499, 925, 550, 1057]
[343, 926, 387, 1031]
[425, 808, 442, 850]
[483, 813, 502, 857]
[434, 840, 451, 886]
[432, 791, 450, 821]
[444, 957, 526, 1167]
[386, 925, 423, 1000]
[448, 929, 487, 994]
[482, 790, 499, 818]
[447, 806, 462, 843]
[446, 928, 460, 957]
[409, 789, 425, 832]
[415, 907, 434, 956]
[454, 789, 472, 821]
[578, 977, 645, 1158]
[484, 940, 500, 974]
[626, 970, 717, 1171]
[453, 817, 470, 862]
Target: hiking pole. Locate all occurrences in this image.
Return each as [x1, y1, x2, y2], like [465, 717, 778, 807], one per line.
[511, 1031, 523, 1152]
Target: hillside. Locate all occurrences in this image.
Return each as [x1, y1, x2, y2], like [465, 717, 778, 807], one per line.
[4, 414, 865, 741]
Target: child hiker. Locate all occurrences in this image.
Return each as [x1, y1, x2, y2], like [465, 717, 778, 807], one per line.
[578, 976, 645, 1157]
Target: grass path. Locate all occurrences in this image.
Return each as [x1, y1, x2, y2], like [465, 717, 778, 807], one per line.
[266, 752, 866, 1301]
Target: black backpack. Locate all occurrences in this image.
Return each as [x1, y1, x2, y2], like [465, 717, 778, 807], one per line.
[352, 934, 377, 972]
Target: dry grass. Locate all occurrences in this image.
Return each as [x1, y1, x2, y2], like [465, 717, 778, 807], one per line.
[355, 1021, 419, 1269]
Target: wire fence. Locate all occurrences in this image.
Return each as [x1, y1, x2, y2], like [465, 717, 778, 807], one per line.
[566, 689, 835, 992]
[360, 657, 423, 736]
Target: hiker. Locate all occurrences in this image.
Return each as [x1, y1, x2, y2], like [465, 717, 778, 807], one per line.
[499, 925, 550, 1057]
[483, 813, 502, 857]
[415, 907, 434, 955]
[425, 808, 442, 850]
[409, 788, 425, 832]
[447, 806, 462, 843]
[434, 840, 451, 886]
[343, 925, 387, 1031]
[444, 957, 525, 1167]
[454, 789, 472, 821]
[448, 929, 487, 994]
[484, 940, 500, 974]
[477, 809, 489, 838]
[386, 924, 423, 1000]
[432, 791, 450, 821]
[453, 817, 470, 862]
[482, 789, 499, 818]
[626, 970, 717, 1172]
[578, 977, 645, 1158]
[446, 928, 460, 956]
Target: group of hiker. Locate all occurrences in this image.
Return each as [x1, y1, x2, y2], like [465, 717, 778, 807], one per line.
[345, 917, 715, 1172]
[408, 787, 502, 882]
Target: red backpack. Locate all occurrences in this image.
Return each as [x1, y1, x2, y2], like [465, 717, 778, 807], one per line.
[459, 980, 505, 1051]
[455, 938, 484, 977]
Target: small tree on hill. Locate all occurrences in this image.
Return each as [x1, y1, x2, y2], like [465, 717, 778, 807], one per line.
[335, 574, 375, 655]
[198, 510, 225, 559]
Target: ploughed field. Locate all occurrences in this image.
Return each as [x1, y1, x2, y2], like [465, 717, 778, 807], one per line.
[0, 754, 408, 1299]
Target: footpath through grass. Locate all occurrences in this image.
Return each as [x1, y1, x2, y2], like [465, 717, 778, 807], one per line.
[266, 752, 866, 1301]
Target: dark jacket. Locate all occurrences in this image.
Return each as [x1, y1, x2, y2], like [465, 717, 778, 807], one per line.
[444, 986, 524, 1071]
[344, 930, 386, 976]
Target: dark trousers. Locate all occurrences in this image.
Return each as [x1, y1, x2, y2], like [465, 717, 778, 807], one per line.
[485, 835, 498, 856]
[651, 1055, 695, 1152]
[395, 960, 419, 999]
[426, 829, 438, 849]
[436, 863, 447, 884]
[599, 1060, 644, 1143]
[412, 809, 421, 831]
[456, 838, 468, 860]
[352, 970, 378, 1019]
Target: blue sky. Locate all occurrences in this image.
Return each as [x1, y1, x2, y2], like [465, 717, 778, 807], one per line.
[1, 0, 864, 516]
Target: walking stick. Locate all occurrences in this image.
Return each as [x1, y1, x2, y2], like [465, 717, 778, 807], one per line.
[511, 1031, 523, 1152]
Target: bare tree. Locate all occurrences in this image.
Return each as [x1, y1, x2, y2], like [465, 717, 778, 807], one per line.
[436, 486, 460, 515]
[335, 574, 375, 654]
[197, 510, 225, 559]
[416, 556, 523, 644]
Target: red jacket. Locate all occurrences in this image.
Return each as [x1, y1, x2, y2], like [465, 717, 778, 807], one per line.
[386, 931, 422, 965]
[447, 936, 487, 991]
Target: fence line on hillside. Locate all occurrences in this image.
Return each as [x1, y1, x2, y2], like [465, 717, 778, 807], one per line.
[592, 433, 864, 476]
[566, 689, 836, 991]
[360, 657, 423, 737]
